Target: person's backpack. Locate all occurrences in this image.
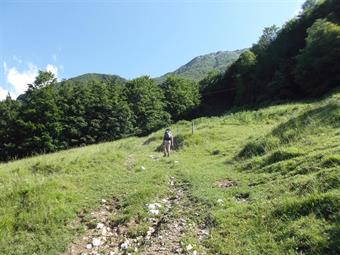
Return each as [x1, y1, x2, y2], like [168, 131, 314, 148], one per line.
[164, 131, 172, 141]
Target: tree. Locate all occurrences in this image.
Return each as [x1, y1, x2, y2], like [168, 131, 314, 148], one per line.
[295, 19, 340, 96]
[15, 71, 62, 156]
[252, 25, 280, 55]
[57, 80, 88, 147]
[0, 94, 19, 161]
[161, 75, 200, 121]
[28, 70, 57, 90]
[124, 76, 170, 135]
[302, 0, 319, 12]
[233, 50, 257, 104]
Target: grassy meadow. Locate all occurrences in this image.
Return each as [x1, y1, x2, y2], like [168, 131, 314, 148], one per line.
[0, 91, 339, 255]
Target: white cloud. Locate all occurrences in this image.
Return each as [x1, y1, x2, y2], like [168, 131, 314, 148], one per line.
[5, 62, 38, 97]
[3, 62, 60, 98]
[0, 87, 9, 101]
[46, 64, 58, 79]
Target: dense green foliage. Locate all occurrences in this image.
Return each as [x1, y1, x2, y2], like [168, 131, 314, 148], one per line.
[0, 73, 200, 161]
[160, 75, 200, 121]
[124, 76, 170, 135]
[200, 0, 340, 109]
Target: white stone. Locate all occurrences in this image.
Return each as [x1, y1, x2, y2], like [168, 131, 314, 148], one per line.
[149, 209, 159, 215]
[147, 203, 162, 214]
[121, 242, 129, 250]
[186, 244, 193, 251]
[101, 199, 107, 203]
[92, 238, 101, 247]
[193, 250, 198, 255]
[86, 243, 92, 249]
[102, 227, 107, 236]
[154, 203, 162, 208]
[96, 223, 105, 229]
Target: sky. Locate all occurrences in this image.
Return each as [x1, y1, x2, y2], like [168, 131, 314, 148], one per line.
[0, 0, 305, 99]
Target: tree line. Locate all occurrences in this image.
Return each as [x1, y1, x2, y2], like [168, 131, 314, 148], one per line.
[0, 74, 199, 161]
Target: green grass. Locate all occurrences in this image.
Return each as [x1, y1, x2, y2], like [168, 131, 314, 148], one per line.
[0, 91, 339, 254]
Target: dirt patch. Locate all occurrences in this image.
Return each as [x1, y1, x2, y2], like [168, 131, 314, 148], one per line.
[214, 180, 236, 189]
[124, 154, 137, 170]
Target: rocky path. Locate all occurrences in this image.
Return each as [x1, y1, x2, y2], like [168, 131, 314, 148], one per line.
[62, 177, 209, 255]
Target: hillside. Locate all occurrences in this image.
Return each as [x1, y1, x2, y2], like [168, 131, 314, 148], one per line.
[64, 50, 243, 85]
[156, 50, 244, 82]
[0, 90, 339, 255]
[66, 73, 126, 85]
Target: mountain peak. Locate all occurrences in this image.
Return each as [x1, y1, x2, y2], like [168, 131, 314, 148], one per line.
[156, 49, 245, 82]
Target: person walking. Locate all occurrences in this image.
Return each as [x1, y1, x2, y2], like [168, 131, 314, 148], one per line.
[163, 128, 173, 157]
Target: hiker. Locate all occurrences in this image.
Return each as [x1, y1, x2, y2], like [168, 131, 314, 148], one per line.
[163, 128, 174, 157]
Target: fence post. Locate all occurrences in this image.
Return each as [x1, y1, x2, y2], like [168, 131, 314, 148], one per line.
[192, 121, 195, 135]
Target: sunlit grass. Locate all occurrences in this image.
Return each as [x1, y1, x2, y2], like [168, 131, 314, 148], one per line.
[0, 92, 339, 254]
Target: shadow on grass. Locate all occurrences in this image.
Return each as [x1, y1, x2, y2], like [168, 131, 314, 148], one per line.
[236, 101, 340, 160]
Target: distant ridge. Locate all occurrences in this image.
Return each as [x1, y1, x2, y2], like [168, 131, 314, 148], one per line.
[67, 73, 126, 84]
[156, 49, 245, 82]
[61, 50, 244, 85]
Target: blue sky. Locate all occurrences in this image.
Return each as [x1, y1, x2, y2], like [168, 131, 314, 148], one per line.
[0, 0, 304, 99]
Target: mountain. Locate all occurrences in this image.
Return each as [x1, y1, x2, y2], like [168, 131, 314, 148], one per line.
[59, 51, 244, 86]
[67, 73, 126, 85]
[156, 49, 245, 82]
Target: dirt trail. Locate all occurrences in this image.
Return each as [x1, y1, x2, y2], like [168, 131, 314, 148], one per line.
[62, 177, 208, 255]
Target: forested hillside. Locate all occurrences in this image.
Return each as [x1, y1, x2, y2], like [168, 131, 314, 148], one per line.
[67, 73, 126, 85]
[200, 0, 340, 112]
[156, 50, 244, 82]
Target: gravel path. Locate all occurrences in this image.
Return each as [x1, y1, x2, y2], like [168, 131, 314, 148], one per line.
[62, 177, 208, 255]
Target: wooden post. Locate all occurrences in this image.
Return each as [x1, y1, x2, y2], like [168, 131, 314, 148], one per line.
[192, 121, 194, 135]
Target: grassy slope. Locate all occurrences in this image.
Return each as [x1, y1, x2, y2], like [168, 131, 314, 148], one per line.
[0, 91, 339, 255]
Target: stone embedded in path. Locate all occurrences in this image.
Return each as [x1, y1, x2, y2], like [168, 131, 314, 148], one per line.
[120, 240, 129, 250]
[92, 237, 101, 247]
[149, 209, 159, 215]
[186, 244, 193, 251]
[147, 203, 162, 215]
[86, 243, 92, 249]
[214, 179, 235, 188]
[96, 222, 105, 229]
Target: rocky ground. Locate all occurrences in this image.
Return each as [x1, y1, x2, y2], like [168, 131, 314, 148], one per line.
[62, 177, 209, 255]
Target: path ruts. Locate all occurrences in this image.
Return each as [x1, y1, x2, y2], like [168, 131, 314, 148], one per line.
[62, 177, 209, 255]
